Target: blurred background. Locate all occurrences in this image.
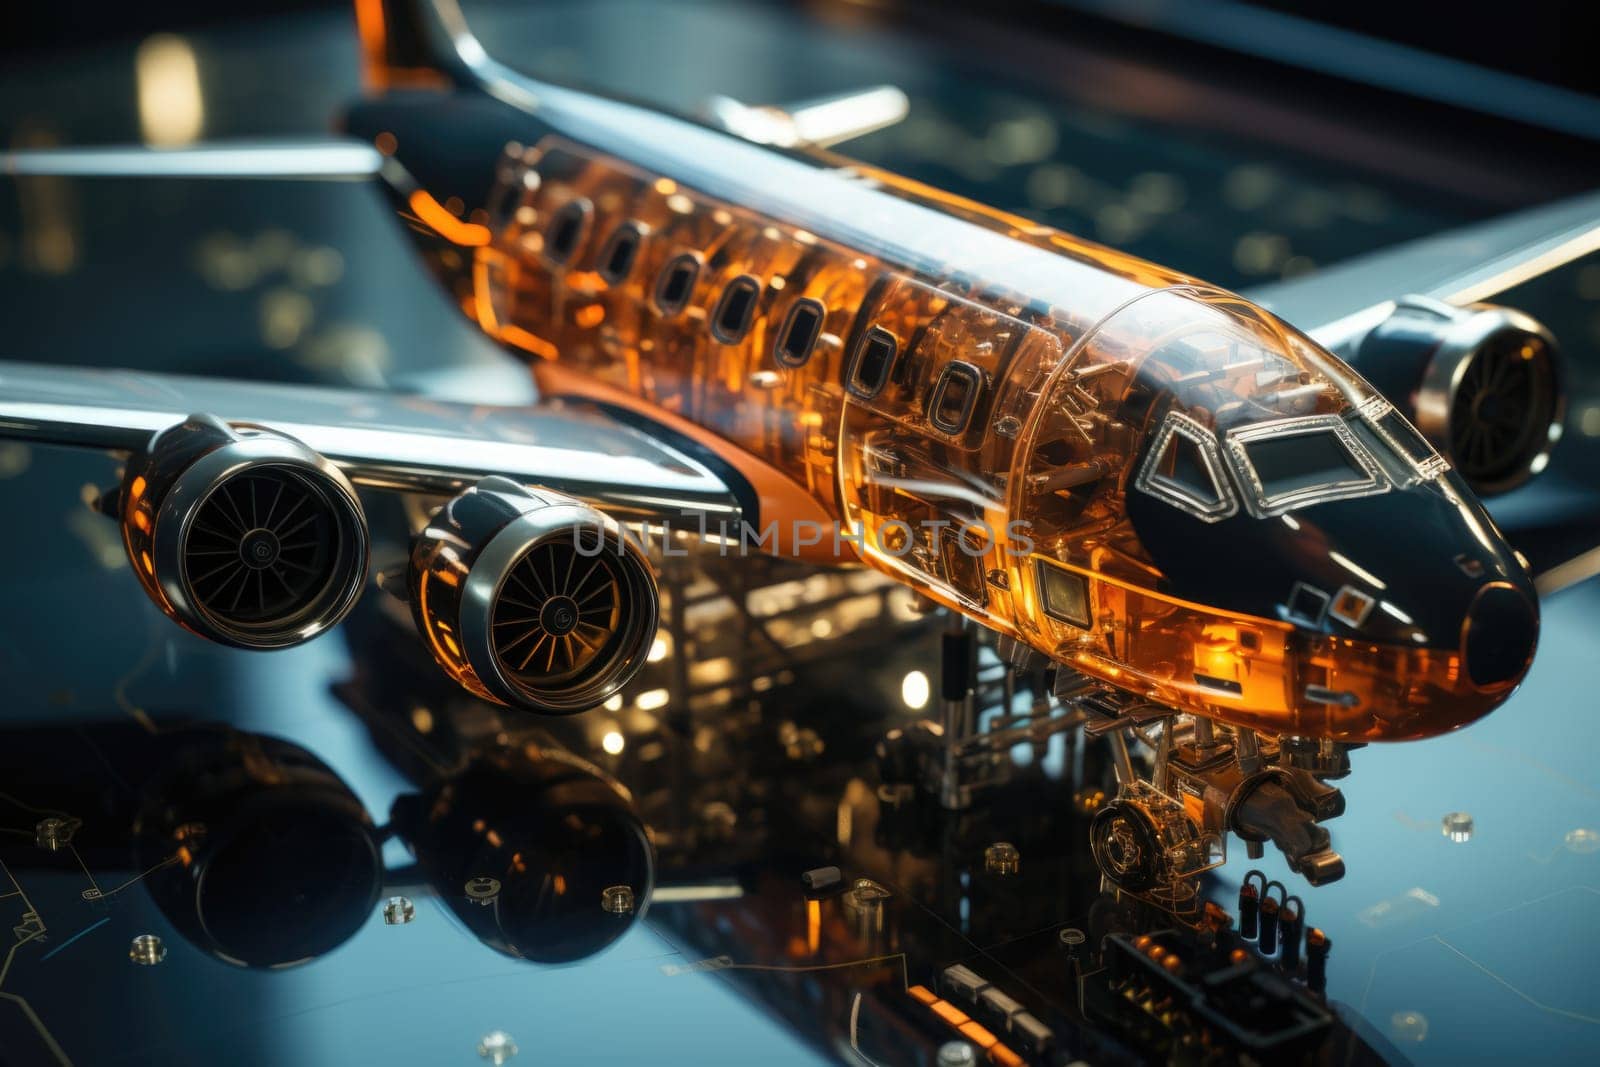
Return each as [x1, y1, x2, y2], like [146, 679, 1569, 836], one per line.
[4, 0, 1600, 388]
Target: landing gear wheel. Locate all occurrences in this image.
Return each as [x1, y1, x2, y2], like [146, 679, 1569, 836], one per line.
[1090, 799, 1164, 893]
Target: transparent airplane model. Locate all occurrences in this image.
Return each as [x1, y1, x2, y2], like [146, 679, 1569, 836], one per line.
[2, 0, 1593, 897]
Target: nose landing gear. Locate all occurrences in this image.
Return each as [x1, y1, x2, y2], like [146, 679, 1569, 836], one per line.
[1089, 787, 1215, 913]
[1066, 674, 1349, 903]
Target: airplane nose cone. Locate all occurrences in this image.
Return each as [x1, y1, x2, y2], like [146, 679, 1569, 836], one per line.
[1462, 583, 1538, 689]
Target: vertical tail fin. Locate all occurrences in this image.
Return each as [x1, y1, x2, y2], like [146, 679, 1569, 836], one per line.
[353, 0, 479, 92]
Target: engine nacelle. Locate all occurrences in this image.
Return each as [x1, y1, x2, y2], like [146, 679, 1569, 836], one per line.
[120, 414, 370, 649]
[1350, 296, 1565, 495]
[409, 476, 658, 714]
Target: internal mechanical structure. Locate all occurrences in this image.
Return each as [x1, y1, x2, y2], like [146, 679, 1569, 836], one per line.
[459, 136, 1541, 892]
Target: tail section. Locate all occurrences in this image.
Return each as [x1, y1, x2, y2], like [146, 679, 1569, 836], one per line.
[353, 0, 476, 91]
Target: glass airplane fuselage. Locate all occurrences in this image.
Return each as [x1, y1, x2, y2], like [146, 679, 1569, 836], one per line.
[350, 78, 1538, 744]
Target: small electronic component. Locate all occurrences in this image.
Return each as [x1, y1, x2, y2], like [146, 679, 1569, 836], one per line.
[1279, 895, 1305, 969]
[1306, 928, 1331, 994]
[941, 964, 990, 1004]
[1258, 885, 1283, 955]
[800, 865, 842, 892]
[1238, 871, 1263, 940]
[939, 964, 1056, 1056]
[1093, 931, 1332, 1056]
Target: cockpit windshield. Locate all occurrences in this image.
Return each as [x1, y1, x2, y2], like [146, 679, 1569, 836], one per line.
[1009, 286, 1437, 597]
[1223, 415, 1388, 517]
[1137, 410, 1392, 520]
[1134, 412, 1239, 522]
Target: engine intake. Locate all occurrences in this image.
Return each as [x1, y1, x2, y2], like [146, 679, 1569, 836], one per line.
[410, 476, 658, 714]
[1352, 296, 1565, 495]
[121, 415, 369, 649]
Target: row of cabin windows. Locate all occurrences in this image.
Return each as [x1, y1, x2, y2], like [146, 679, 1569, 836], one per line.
[545, 201, 987, 436]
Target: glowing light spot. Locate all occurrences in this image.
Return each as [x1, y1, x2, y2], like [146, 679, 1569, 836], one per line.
[1378, 601, 1413, 625]
[408, 190, 490, 246]
[1329, 550, 1386, 590]
[636, 688, 669, 711]
[601, 730, 625, 755]
[1565, 828, 1600, 853]
[648, 634, 670, 662]
[136, 35, 204, 146]
[901, 670, 930, 710]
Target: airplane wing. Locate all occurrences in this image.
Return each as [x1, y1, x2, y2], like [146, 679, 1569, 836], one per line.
[0, 358, 739, 713]
[1246, 188, 1600, 346]
[0, 139, 386, 181]
[0, 360, 740, 524]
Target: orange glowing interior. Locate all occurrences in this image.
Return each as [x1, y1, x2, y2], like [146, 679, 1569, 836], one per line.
[461, 137, 1492, 742]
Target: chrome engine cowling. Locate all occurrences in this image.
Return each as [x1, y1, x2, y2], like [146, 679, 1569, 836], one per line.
[121, 414, 369, 649]
[1351, 296, 1565, 495]
[409, 476, 658, 714]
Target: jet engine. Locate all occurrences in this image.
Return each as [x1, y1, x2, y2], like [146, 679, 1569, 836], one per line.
[1349, 296, 1565, 495]
[409, 476, 658, 714]
[120, 414, 370, 649]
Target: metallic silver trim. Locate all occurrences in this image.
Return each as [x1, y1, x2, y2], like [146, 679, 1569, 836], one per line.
[1353, 394, 1449, 484]
[1327, 586, 1376, 629]
[705, 86, 910, 148]
[1354, 395, 1391, 420]
[1285, 581, 1330, 626]
[1133, 411, 1240, 523]
[1413, 303, 1565, 495]
[1223, 414, 1390, 519]
[456, 493, 659, 714]
[146, 424, 368, 649]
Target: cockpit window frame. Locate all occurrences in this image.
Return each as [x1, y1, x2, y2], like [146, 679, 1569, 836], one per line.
[1223, 413, 1390, 518]
[1354, 395, 1450, 484]
[1134, 411, 1240, 523]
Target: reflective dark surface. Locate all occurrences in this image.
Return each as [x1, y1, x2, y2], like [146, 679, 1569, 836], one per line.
[3, 2, 1600, 1065]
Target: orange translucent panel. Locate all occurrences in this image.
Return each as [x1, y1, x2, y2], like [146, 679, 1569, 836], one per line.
[1019, 557, 1490, 742]
[472, 137, 1481, 742]
[480, 138, 877, 502]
